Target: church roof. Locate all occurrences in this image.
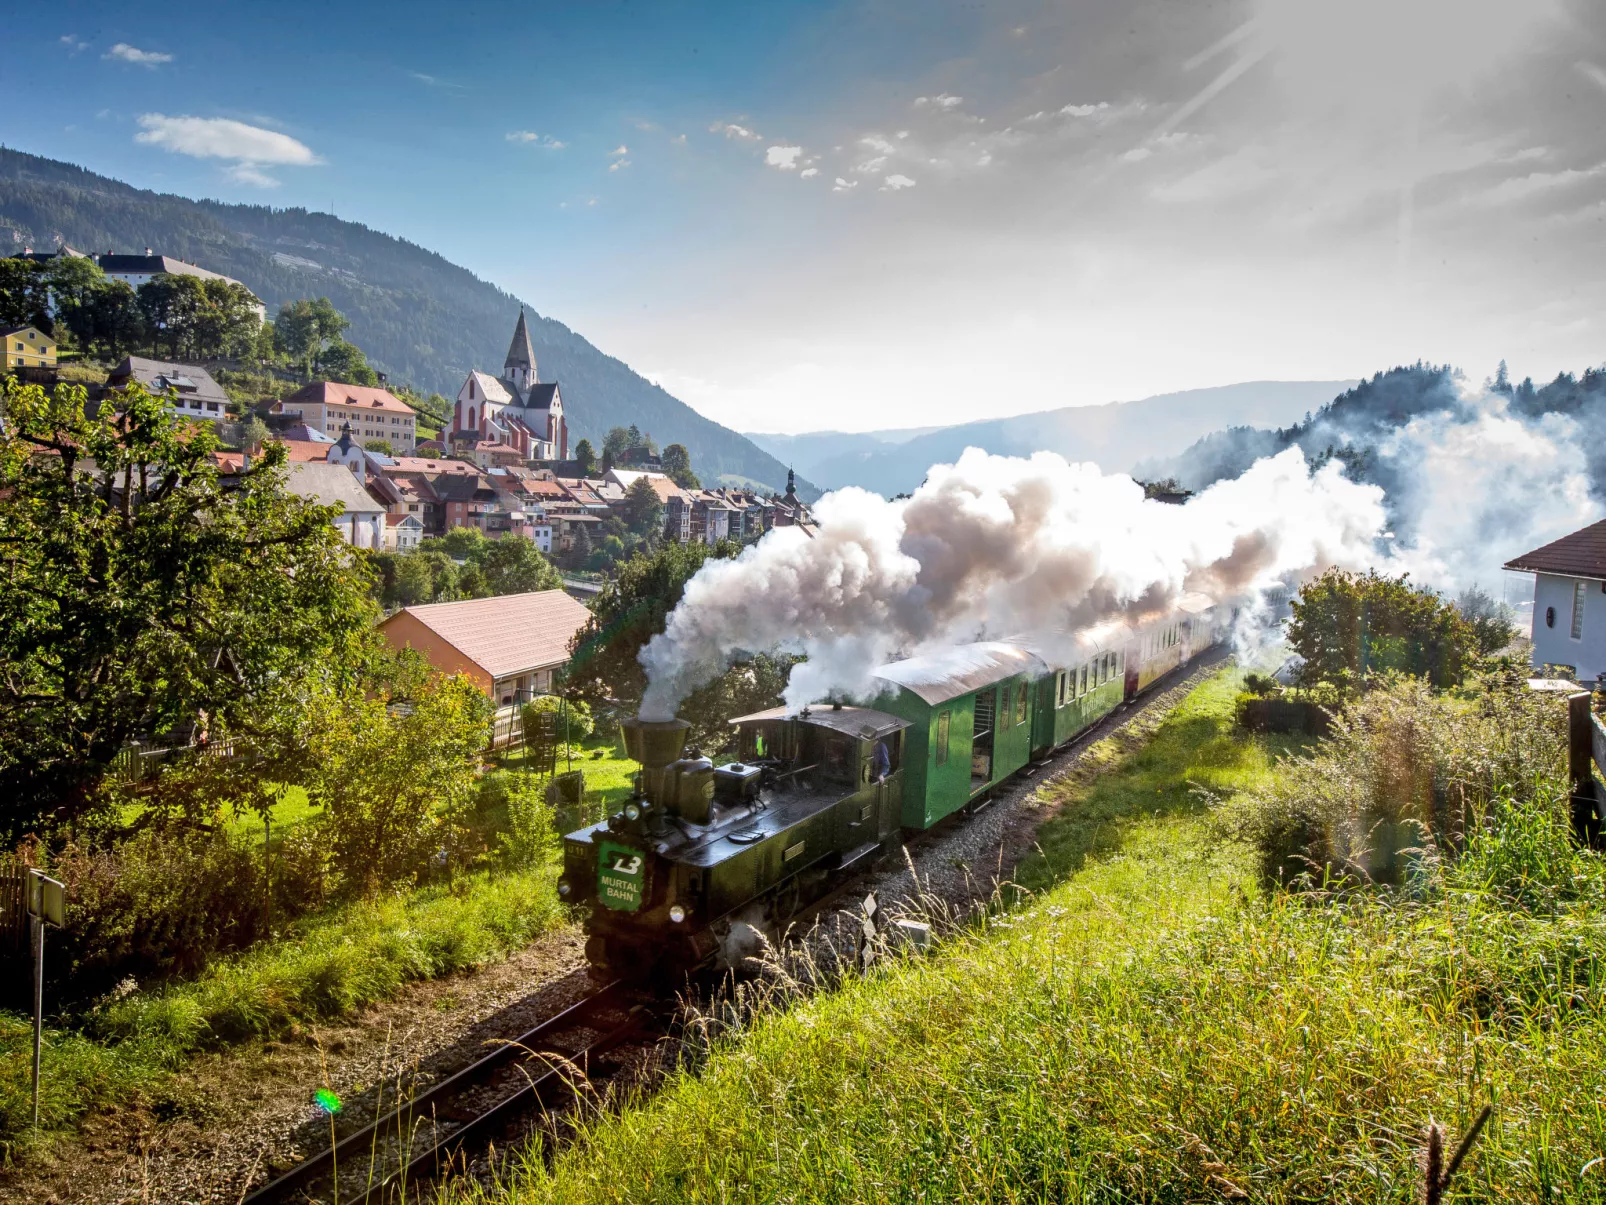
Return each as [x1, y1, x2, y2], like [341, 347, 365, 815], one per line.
[467, 370, 513, 405]
[505, 309, 536, 370]
[521, 382, 560, 410]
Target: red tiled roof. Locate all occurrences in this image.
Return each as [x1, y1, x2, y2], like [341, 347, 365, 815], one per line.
[1505, 520, 1606, 579]
[286, 381, 416, 416]
[382, 589, 591, 679]
[270, 439, 338, 463]
[384, 456, 480, 475]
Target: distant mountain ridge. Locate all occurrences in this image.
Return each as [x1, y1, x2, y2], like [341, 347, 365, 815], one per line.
[0, 149, 816, 499]
[748, 380, 1357, 496]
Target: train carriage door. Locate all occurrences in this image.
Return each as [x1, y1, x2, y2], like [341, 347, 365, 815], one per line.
[970, 688, 996, 786]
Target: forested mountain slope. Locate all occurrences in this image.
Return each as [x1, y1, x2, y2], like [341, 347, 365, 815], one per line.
[0, 149, 814, 497]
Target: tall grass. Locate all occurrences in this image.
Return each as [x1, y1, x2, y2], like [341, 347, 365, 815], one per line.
[0, 859, 566, 1153]
[439, 666, 1606, 1204]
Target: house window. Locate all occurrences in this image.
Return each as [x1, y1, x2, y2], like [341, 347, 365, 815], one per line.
[935, 710, 951, 766]
[1572, 580, 1587, 640]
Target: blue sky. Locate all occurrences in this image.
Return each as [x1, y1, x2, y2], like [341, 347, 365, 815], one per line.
[5, 0, 1606, 433]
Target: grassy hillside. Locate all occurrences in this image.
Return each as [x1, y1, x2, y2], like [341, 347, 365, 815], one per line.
[0, 149, 815, 498]
[446, 668, 1606, 1204]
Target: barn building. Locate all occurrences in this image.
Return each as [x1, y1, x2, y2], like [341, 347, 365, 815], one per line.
[378, 589, 591, 705]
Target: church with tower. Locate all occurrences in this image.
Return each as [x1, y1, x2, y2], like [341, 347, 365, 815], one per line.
[450, 310, 568, 461]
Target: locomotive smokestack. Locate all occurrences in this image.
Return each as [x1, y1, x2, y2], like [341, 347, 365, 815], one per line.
[620, 716, 690, 769]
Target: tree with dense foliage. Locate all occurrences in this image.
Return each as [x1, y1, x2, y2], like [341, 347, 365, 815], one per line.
[304, 668, 490, 893]
[0, 258, 51, 331]
[573, 438, 597, 475]
[136, 273, 208, 359]
[317, 337, 379, 385]
[274, 296, 349, 374]
[1457, 584, 1519, 657]
[1288, 569, 1477, 693]
[40, 255, 106, 350]
[0, 378, 378, 836]
[621, 476, 665, 541]
[661, 442, 700, 489]
[363, 438, 394, 455]
[373, 530, 561, 609]
[91, 279, 146, 358]
[565, 540, 792, 746]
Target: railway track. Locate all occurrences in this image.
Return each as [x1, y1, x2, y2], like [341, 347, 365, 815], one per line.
[243, 979, 656, 1204]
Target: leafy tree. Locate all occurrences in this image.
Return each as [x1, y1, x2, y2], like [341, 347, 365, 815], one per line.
[621, 476, 665, 541]
[603, 424, 632, 462]
[252, 318, 277, 363]
[1288, 569, 1476, 693]
[564, 540, 788, 747]
[434, 525, 489, 561]
[0, 378, 377, 834]
[137, 273, 208, 359]
[274, 297, 349, 374]
[478, 533, 563, 595]
[91, 280, 145, 359]
[43, 255, 107, 350]
[364, 438, 394, 455]
[192, 279, 263, 360]
[305, 670, 490, 894]
[661, 443, 700, 490]
[318, 337, 378, 386]
[241, 415, 271, 452]
[1457, 585, 1519, 657]
[0, 258, 50, 332]
[573, 438, 597, 475]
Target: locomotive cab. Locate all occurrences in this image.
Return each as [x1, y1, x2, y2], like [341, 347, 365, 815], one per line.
[561, 706, 909, 976]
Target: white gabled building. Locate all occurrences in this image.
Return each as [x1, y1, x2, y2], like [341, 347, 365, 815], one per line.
[448, 309, 567, 462]
[1505, 519, 1606, 683]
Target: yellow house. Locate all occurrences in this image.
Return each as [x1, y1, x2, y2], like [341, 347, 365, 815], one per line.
[2, 326, 56, 370]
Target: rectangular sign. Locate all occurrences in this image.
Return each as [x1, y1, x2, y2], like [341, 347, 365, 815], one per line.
[596, 840, 647, 912]
[26, 871, 65, 928]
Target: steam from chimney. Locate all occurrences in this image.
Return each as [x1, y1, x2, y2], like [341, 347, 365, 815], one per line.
[636, 446, 1386, 719]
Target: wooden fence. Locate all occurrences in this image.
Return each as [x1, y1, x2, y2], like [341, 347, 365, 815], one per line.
[488, 706, 526, 753]
[1569, 692, 1605, 845]
[109, 739, 240, 782]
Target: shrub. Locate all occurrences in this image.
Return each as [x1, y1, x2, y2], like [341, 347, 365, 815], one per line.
[1288, 568, 1478, 692]
[521, 694, 594, 745]
[1216, 675, 1567, 886]
[499, 775, 559, 867]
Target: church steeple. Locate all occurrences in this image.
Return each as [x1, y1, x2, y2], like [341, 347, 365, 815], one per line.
[504, 307, 536, 391]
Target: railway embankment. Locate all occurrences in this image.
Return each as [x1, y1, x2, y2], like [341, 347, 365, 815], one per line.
[432, 665, 1606, 1205]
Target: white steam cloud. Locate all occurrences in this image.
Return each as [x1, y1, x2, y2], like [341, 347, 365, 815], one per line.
[637, 446, 1386, 719]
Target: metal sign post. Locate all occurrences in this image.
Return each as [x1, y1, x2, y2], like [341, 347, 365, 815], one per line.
[26, 869, 66, 1130]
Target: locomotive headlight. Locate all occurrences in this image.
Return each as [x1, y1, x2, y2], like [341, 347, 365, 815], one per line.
[557, 879, 572, 898]
[624, 802, 642, 821]
[668, 904, 687, 924]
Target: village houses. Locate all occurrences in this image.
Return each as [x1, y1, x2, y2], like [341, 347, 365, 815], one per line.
[1506, 518, 1606, 685]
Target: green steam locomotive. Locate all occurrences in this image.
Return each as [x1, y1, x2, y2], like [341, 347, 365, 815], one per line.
[558, 598, 1229, 974]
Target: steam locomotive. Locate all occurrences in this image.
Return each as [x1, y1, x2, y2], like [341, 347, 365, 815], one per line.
[558, 595, 1230, 974]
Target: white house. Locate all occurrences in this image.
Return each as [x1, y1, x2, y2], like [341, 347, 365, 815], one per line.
[386, 512, 424, 551]
[1505, 519, 1606, 683]
[286, 461, 387, 550]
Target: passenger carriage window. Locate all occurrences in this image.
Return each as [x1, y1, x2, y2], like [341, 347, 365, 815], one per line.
[935, 710, 951, 766]
[1016, 681, 1028, 724]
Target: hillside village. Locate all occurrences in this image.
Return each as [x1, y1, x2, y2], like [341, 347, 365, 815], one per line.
[3, 245, 813, 566]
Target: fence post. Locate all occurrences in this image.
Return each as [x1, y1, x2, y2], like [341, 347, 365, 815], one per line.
[1568, 692, 1599, 846]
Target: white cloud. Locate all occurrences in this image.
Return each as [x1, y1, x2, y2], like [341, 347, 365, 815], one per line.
[765, 145, 803, 170]
[832, 177, 858, 192]
[1120, 146, 1152, 162]
[914, 94, 964, 109]
[1060, 102, 1111, 118]
[711, 122, 762, 141]
[610, 145, 628, 156]
[671, 133, 687, 145]
[1472, 162, 1606, 207]
[857, 156, 888, 173]
[861, 135, 898, 154]
[882, 173, 917, 190]
[226, 163, 281, 188]
[134, 114, 319, 187]
[59, 34, 87, 52]
[105, 43, 172, 66]
[636, 121, 660, 132]
[608, 159, 631, 172]
[506, 131, 566, 149]
[800, 167, 819, 179]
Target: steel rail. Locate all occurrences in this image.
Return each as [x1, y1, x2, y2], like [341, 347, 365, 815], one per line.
[243, 978, 628, 1204]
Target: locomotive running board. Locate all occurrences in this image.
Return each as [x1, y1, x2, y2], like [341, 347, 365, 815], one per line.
[838, 840, 884, 873]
